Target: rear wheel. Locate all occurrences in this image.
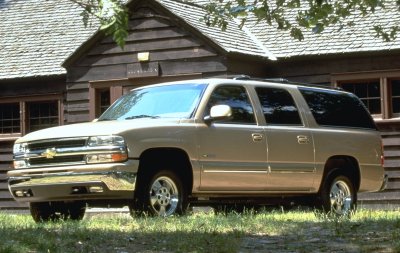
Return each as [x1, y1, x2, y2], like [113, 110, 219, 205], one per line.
[318, 174, 356, 217]
[131, 170, 187, 217]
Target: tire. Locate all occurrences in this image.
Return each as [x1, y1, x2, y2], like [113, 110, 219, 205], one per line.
[131, 170, 187, 217]
[30, 202, 55, 222]
[30, 201, 86, 222]
[318, 174, 356, 217]
[61, 201, 86, 220]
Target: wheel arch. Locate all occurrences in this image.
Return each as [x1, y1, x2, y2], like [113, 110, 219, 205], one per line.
[319, 155, 361, 193]
[137, 147, 193, 195]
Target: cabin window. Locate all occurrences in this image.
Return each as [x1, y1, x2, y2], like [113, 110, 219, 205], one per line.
[96, 88, 111, 117]
[333, 72, 400, 120]
[27, 101, 59, 132]
[0, 103, 20, 134]
[89, 83, 123, 120]
[0, 96, 62, 140]
[390, 79, 400, 117]
[340, 80, 381, 115]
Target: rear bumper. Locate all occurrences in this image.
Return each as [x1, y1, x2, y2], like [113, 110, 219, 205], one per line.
[7, 160, 138, 202]
[380, 173, 388, 191]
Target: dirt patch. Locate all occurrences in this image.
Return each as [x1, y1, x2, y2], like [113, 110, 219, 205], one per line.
[239, 224, 395, 253]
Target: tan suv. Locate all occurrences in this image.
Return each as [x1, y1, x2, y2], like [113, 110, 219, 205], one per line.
[8, 78, 387, 221]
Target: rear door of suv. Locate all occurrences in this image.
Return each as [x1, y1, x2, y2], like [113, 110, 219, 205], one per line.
[255, 86, 316, 192]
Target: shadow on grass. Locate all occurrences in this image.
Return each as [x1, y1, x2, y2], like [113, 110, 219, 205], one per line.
[0, 210, 399, 253]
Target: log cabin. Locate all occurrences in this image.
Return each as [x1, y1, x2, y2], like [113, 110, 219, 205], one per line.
[1, 0, 399, 210]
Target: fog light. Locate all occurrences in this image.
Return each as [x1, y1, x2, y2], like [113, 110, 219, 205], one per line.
[14, 190, 24, 197]
[14, 189, 32, 197]
[89, 186, 104, 193]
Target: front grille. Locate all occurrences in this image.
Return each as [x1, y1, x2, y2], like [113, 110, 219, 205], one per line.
[29, 155, 85, 166]
[24, 137, 88, 168]
[27, 138, 87, 151]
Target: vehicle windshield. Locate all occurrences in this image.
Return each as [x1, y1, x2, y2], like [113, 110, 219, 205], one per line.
[98, 83, 207, 121]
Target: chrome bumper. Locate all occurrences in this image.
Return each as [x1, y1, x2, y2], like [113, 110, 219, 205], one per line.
[8, 160, 138, 202]
[380, 173, 389, 191]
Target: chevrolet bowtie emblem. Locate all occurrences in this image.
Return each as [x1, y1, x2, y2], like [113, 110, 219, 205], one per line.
[42, 148, 57, 159]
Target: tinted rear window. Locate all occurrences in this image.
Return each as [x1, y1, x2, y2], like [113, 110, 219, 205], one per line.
[255, 87, 302, 125]
[299, 87, 376, 129]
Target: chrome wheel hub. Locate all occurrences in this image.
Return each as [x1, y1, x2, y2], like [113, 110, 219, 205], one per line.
[330, 180, 352, 215]
[149, 176, 179, 216]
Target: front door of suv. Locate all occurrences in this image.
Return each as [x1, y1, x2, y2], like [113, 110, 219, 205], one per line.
[197, 85, 268, 191]
[255, 87, 316, 191]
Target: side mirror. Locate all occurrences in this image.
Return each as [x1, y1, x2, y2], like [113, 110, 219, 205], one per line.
[204, 105, 232, 123]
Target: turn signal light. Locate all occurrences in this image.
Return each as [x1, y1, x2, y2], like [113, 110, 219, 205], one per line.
[86, 153, 128, 164]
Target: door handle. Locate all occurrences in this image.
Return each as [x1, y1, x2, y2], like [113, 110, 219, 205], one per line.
[297, 135, 310, 144]
[252, 133, 264, 142]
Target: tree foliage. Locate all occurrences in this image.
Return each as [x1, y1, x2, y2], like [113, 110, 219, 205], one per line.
[70, 0, 129, 47]
[70, 0, 400, 48]
[201, 0, 400, 41]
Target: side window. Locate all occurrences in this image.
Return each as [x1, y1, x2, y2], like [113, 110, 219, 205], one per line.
[256, 87, 302, 125]
[206, 85, 256, 124]
[299, 87, 376, 129]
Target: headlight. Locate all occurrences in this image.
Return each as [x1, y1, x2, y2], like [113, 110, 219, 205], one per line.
[13, 143, 26, 154]
[13, 143, 27, 169]
[87, 136, 125, 147]
[86, 136, 127, 164]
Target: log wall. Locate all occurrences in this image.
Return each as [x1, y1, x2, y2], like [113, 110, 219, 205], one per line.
[65, 5, 228, 124]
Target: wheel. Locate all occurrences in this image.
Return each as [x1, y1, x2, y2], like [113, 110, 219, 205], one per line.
[318, 174, 356, 217]
[30, 201, 86, 222]
[131, 170, 187, 217]
[30, 202, 55, 222]
[61, 201, 86, 220]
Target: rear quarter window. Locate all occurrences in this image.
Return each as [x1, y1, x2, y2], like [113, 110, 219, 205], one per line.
[299, 87, 377, 129]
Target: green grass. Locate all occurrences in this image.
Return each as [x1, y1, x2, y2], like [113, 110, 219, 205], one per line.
[0, 209, 399, 253]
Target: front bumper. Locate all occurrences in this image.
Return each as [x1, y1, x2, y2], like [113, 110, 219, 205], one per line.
[380, 173, 388, 191]
[7, 160, 138, 202]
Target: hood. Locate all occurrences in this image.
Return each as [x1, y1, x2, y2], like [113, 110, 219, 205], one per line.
[17, 118, 182, 143]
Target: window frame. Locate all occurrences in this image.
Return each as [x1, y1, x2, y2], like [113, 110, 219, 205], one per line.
[0, 102, 21, 137]
[89, 81, 124, 120]
[337, 79, 382, 118]
[255, 86, 303, 126]
[0, 94, 63, 141]
[205, 84, 257, 125]
[388, 79, 400, 118]
[332, 70, 400, 121]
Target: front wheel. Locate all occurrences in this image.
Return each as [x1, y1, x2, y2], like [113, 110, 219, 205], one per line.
[318, 174, 356, 217]
[131, 170, 187, 217]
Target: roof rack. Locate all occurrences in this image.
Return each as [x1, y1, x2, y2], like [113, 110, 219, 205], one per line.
[232, 75, 342, 90]
[233, 75, 289, 83]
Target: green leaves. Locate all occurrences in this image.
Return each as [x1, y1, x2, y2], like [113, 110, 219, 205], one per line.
[72, 0, 399, 47]
[201, 0, 399, 42]
[71, 0, 129, 48]
[374, 25, 399, 41]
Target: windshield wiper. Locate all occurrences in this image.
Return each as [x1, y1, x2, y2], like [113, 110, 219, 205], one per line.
[125, 115, 160, 120]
